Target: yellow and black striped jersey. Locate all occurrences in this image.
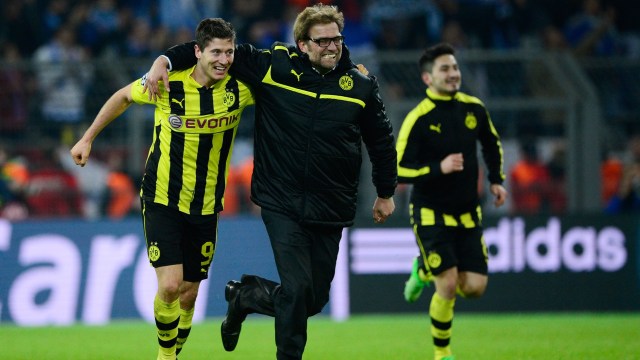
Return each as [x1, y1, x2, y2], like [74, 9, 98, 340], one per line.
[131, 66, 254, 215]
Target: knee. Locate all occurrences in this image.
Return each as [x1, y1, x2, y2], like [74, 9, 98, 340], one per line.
[307, 294, 329, 316]
[180, 284, 199, 308]
[158, 279, 181, 299]
[458, 280, 487, 298]
[284, 282, 325, 315]
[283, 282, 310, 302]
[306, 282, 331, 316]
[438, 278, 459, 299]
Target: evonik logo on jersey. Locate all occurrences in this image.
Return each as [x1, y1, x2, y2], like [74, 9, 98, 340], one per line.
[168, 114, 239, 130]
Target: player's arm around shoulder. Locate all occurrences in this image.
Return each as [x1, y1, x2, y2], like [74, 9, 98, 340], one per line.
[229, 43, 274, 85]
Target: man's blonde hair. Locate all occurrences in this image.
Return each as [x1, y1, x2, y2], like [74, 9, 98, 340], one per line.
[293, 3, 344, 42]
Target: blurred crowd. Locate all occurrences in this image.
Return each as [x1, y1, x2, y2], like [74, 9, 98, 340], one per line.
[505, 134, 640, 216]
[2, 0, 639, 60]
[1, 0, 640, 220]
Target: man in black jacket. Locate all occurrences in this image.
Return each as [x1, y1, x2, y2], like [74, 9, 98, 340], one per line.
[143, 4, 397, 360]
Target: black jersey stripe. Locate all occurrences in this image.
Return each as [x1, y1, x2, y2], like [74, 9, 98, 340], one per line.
[214, 129, 235, 211]
[143, 124, 163, 200]
[169, 81, 186, 115]
[167, 132, 185, 208]
[190, 133, 213, 214]
[198, 87, 214, 115]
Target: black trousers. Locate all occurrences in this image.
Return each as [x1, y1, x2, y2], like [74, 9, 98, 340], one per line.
[239, 208, 342, 360]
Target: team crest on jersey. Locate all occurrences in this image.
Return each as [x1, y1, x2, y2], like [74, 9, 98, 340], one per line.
[427, 251, 442, 269]
[223, 91, 236, 107]
[465, 112, 477, 129]
[148, 242, 160, 262]
[168, 114, 183, 128]
[339, 75, 354, 91]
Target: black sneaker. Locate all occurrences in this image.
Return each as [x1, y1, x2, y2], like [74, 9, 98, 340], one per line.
[220, 280, 247, 351]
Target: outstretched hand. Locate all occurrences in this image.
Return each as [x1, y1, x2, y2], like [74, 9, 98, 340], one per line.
[70, 140, 91, 167]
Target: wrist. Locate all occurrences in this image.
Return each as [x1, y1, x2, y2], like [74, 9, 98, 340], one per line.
[160, 55, 172, 71]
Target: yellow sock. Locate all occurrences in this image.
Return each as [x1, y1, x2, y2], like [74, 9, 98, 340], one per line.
[176, 307, 194, 355]
[154, 296, 180, 360]
[430, 292, 455, 359]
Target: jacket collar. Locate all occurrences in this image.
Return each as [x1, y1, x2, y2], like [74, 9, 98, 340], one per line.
[426, 88, 459, 101]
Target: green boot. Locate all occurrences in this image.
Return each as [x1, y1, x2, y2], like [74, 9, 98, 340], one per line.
[403, 257, 431, 303]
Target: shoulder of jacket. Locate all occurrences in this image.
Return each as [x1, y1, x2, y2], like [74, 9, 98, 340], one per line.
[228, 74, 249, 87]
[235, 43, 273, 60]
[412, 97, 436, 116]
[455, 91, 485, 107]
[271, 42, 301, 56]
[348, 67, 372, 80]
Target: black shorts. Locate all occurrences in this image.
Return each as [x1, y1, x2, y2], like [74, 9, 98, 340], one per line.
[142, 200, 218, 282]
[413, 224, 488, 276]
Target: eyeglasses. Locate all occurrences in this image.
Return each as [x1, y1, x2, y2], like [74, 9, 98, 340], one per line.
[307, 36, 344, 47]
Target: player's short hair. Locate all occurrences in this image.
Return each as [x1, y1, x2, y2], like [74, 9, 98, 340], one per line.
[293, 3, 344, 43]
[419, 43, 456, 73]
[196, 18, 236, 50]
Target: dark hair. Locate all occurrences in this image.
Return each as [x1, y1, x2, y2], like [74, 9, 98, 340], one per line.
[195, 18, 236, 50]
[419, 43, 455, 73]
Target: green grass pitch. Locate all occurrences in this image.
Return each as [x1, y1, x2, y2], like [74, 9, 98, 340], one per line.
[2, 313, 639, 359]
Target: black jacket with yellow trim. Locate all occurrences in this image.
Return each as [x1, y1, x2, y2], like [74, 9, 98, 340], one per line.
[396, 88, 504, 214]
[166, 42, 397, 226]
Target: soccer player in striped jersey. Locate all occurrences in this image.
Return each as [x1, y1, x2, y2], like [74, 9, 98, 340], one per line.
[70, 18, 254, 360]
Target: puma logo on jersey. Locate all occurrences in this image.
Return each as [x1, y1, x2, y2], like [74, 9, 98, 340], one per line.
[291, 69, 303, 81]
[430, 123, 441, 133]
[172, 98, 185, 108]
